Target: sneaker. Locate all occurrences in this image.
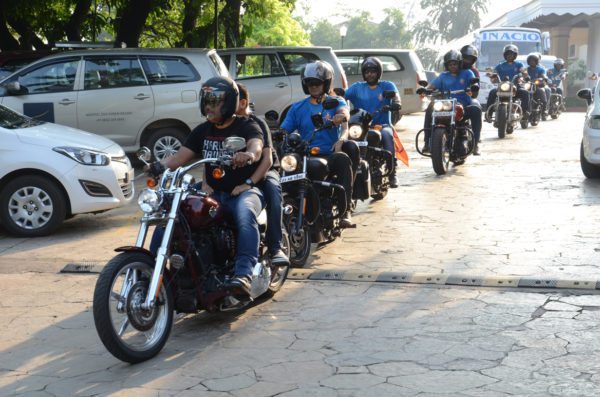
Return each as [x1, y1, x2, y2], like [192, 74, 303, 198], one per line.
[473, 144, 480, 156]
[422, 143, 430, 154]
[226, 275, 252, 297]
[270, 249, 290, 266]
[390, 174, 399, 188]
[340, 212, 354, 228]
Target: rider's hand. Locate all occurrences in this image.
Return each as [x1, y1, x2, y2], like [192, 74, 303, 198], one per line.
[332, 113, 346, 126]
[145, 161, 165, 177]
[232, 151, 255, 169]
[231, 184, 250, 196]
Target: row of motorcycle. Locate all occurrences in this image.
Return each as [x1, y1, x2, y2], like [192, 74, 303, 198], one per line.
[91, 91, 400, 364]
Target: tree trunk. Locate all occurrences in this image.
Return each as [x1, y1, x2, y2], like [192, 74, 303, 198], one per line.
[65, 0, 93, 42]
[6, 16, 48, 50]
[222, 0, 241, 48]
[180, 0, 202, 47]
[0, 6, 20, 51]
[114, 0, 156, 48]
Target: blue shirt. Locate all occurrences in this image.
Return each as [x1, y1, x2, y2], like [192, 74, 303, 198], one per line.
[281, 96, 348, 155]
[495, 61, 525, 81]
[547, 67, 566, 85]
[344, 81, 399, 125]
[431, 69, 476, 106]
[527, 65, 546, 80]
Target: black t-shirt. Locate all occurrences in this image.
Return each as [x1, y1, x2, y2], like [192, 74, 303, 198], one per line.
[184, 117, 263, 194]
[249, 113, 280, 170]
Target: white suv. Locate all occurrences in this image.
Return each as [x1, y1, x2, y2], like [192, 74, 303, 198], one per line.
[578, 79, 600, 178]
[0, 48, 229, 160]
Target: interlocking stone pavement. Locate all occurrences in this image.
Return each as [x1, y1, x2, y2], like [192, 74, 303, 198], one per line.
[2, 112, 600, 396]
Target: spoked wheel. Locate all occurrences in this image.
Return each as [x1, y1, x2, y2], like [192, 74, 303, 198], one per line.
[283, 198, 312, 268]
[431, 127, 450, 175]
[93, 252, 173, 363]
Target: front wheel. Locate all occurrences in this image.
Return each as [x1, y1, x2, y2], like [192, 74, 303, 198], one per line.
[93, 252, 174, 363]
[497, 104, 507, 138]
[283, 198, 313, 268]
[431, 127, 450, 175]
[581, 141, 600, 179]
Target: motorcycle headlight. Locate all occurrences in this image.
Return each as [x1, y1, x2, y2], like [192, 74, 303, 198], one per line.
[53, 146, 110, 166]
[523, 82, 531, 90]
[348, 125, 362, 139]
[500, 83, 511, 92]
[281, 154, 299, 172]
[137, 188, 162, 214]
[433, 101, 444, 111]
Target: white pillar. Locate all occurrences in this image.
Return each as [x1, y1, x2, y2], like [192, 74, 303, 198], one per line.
[587, 16, 600, 88]
[550, 26, 571, 62]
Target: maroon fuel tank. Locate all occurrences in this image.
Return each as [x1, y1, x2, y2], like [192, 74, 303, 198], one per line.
[180, 195, 225, 229]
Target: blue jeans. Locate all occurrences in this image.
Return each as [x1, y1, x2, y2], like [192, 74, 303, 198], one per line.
[149, 186, 264, 278]
[259, 170, 283, 254]
[380, 125, 396, 175]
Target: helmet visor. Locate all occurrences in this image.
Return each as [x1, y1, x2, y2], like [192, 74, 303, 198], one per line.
[304, 78, 324, 87]
[201, 88, 226, 107]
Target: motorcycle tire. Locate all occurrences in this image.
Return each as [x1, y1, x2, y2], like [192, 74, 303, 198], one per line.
[371, 188, 388, 201]
[93, 252, 174, 364]
[581, 141, 600, 179]
[431, 127, 450, 175]
[264, 228, 290, 297]
[551, 114, 558, 120]
[283, 197, 313, 268]
[530, 113, 539, 127]
[497, 105, 507, 139]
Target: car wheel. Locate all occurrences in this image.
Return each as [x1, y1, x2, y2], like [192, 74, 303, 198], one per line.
[146, 128, 187, 161]
[580, 141, 600, 179]
[0, 175, 67, 237]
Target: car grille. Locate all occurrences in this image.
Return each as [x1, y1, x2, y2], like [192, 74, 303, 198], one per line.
[120, 178, 134, 198]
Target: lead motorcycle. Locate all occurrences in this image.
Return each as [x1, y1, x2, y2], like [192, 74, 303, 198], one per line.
[93, 138, 289, 363]
[277, 98, 351, 267]
[345, 89, 398, 201]
[416, 80, 477, 175]
[485, 73, 528, 138]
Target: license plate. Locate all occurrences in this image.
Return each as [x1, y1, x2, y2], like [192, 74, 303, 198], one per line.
[356, 141, 368, 147]
[281, 173, 306, 183]
[433, 111, 453, 117]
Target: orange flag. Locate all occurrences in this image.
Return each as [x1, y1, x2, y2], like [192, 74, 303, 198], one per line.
[392, 127, 409, 167]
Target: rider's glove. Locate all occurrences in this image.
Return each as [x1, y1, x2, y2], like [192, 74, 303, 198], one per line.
[148, 161, 165, 177]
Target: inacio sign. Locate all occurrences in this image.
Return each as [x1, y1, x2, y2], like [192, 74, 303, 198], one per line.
[481, 31, 541, 42]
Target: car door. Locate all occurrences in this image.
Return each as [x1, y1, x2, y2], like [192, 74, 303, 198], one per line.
[76, 56, 154, 146]
[232, 51, 291, 119]
[0, 57, 80, 126]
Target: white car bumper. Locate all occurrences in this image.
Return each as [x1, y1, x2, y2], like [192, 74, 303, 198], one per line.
[583, 122, 600, 165]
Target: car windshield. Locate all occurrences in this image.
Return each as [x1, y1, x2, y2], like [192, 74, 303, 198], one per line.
[0, 104, 44, 129]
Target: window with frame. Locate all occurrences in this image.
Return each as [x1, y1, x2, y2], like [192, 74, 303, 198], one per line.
[378, 55, 404, 72]
[236, 54, 284, 79]
[141, 57, 199, 84]
[15, 59, 80, 94]
[337, 55, 362, 76]
[83, 57, 146, 90]
[278, 52, 320, 75]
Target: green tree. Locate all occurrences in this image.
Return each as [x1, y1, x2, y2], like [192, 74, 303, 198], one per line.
[374, 8, 412, 49]
[309, 19, 339, 49]
[242, 0, 309, 47]
[413, 0, 488, 45]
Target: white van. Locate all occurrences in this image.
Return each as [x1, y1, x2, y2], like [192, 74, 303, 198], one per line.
[335, 49, 429, 115]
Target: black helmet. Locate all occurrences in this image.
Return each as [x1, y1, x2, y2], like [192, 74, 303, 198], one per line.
[443, 49, 462, 70]
[526, 52, 540, 65]
[200, 76, 239, 120]
[554, 58, 565, 68]
[361, 56, 383, 81]
[460, 45, 479, 62]
[503, 44, 519, 60]
[301, 60, 334, 95]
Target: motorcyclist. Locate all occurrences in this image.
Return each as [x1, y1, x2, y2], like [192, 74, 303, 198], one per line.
[280, 60, 355, 228]
[485, 44, 530, 122]
[147, 76, 265, 298]
[547, 58, 567, 97]
[421, 49, 482, 155]
[344, 56, 402, 188]
[236, 83, 289, 267]
[525, 52, 549, 116]
[460, 45, 480, 80]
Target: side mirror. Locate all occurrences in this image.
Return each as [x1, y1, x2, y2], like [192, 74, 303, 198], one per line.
[333, 87, 345, 97]
[577, 88, 593, 106]
[383, 90, 397, 99]
[223, 136, 246, 152]
[322, 97, 339, 110]
[136, 147, 152, 164]
[468, 78, 480, 85]
[389, 103, 401, 111]
[265, 110, 279, 122]
[503, 76, 510, 82]
[6, 81, 27, 95]
[311, 113, 324, 128]
[418, 80, 428, 87]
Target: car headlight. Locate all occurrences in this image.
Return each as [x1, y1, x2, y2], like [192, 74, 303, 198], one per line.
[500, 83, 511, 92]
[348, 125, 362, 139]
[281, 154, 299, 172]
[137, 188, 162, 213]
[53, 146, 110, 166]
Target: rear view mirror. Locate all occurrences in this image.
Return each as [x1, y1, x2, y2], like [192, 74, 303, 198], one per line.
[333, 87, 345, 97]
[265, 110, 279, 122]
[6, 81, 27, 95]
[389, 103, 401, 112]
[311, 113, 324, 128]
[577, 88, 593, 106]
[136, 147, 152, 164]
[418, 80, 428, 87]
[383, 90, 397, 99]
[223, 136, 246, 152]
[469, 78, 480, 85]
[322, 97, 339, 110]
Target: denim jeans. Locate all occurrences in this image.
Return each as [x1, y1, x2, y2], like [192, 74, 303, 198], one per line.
[258, 169, 283, 254]
[380, 125, 396, 175]
[423, 102, 482, 144]
[149, 186, 264, 279]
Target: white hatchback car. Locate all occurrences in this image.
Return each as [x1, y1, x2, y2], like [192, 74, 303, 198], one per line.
[0, 104, 134, 236]
[578, 80, 600, 178]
